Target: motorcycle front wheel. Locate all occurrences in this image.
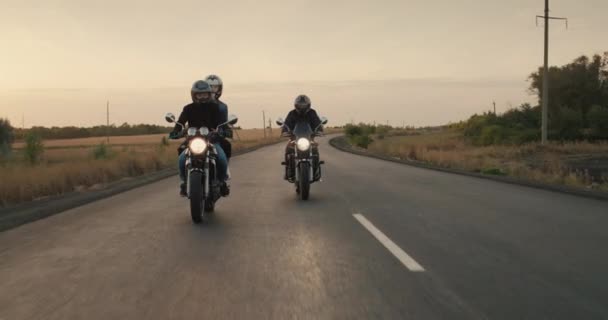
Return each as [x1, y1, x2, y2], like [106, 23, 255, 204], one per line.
[298, 162, 310, 200]
[189, 171, 206, 224]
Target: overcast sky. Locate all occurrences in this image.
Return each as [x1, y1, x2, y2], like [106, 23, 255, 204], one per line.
[1, 0, 606, 128]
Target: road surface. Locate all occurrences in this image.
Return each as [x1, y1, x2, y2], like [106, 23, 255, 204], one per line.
[1, 136, 607, 319]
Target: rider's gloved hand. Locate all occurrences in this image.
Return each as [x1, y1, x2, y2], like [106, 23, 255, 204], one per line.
[209, 131, 221, 143]
[169, 131, 181, 140]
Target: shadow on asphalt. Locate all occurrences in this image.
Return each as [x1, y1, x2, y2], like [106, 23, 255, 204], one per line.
[274, 191, 333, 209]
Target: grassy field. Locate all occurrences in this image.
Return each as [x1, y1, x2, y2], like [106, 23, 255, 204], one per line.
[365, 129, 608, 191]
[1, 129, 283, 207]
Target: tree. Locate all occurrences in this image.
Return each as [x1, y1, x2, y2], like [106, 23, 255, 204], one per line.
[529, 52, 608, 127]
[0, 118, 14, 157]
[588, 105, 608, 139]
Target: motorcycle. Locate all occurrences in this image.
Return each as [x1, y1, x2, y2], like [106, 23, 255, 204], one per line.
[277, 117, 328, 200]
[165, 113, 238, 223]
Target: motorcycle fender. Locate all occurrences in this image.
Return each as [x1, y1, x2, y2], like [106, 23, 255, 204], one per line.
[295, 159, 310, 183]
[187, 168, 204, 199]
[204, 158, 210, 198]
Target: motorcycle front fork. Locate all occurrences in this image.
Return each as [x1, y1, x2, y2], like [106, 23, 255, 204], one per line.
[285, 155, 322, 182]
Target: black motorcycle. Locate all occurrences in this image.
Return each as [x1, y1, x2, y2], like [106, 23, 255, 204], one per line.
[277, 117, 328, 200]
[165, 113, 238, 223]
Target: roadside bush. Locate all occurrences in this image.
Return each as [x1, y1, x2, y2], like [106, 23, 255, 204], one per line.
[92, 143, 112, 159]
[376, 125, 390, 136]
[588, 105, 608, 138]
[344, 124, 362, 137]
[345, 123, 378, 148]
[512, 129, 540, 144]
[478, 125, 507, 146]
[551, 107, 584, 140]
[24, 132, 44, 165]
[463, 113, 494, 139]
[351, 134, 373, 149]
[0, 118, 14, 158]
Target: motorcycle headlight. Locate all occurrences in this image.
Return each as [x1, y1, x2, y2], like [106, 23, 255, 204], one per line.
[296, 138, 311, 151]
[187, 127, 198, 136]
[189, 138, 207, 154]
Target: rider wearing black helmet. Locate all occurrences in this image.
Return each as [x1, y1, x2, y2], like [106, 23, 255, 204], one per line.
[169, 80, 229, 197]
[281, 94, 323, 181]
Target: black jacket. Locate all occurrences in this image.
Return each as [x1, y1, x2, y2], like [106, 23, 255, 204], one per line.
[282, 108, 322, 133]
[173, 102, 222, 133]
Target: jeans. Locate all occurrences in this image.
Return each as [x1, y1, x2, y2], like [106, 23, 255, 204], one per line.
[178, 143, 228, 182]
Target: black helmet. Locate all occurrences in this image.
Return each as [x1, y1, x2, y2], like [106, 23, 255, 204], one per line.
[294, 94, 311, 114]
[191, 80, 213, 103]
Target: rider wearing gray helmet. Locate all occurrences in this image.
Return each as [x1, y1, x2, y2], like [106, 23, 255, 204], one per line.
[205, 74, 233, 160]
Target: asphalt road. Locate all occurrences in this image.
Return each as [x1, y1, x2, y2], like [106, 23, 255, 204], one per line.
[1, 136, 608, 319]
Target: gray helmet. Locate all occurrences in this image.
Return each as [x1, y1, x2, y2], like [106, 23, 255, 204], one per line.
[294, 94, 311, 114]
[205, 74, 223, 99]
[191, 80, 213, 103]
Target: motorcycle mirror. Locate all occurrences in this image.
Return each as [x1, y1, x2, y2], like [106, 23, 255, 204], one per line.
[227, 114, 238, 125]
[165, 113, 176, 123]
[320, 116, 328, 125]
[276, 117, 284, 126]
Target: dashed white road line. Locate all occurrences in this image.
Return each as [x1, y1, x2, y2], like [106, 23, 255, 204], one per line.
[353, 213, 425, 272]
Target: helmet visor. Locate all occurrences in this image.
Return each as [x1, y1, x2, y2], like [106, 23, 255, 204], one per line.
[194, 92, 211, 102]
[295, 103, 309, 111]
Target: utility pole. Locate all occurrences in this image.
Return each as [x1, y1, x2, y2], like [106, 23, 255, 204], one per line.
[268, 118, 273, 137]
[106, 101, 110, 144]
[493, 101, 496, 114]
[262, 110, 266, 139]
[536, 0, 567, 145]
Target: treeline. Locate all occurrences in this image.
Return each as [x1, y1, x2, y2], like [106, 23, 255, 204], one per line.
[463, 52, 608, 145]
[13, 123, 173, 141]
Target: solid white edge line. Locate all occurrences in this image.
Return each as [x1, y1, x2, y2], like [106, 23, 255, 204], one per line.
[353, 213, 425, 272]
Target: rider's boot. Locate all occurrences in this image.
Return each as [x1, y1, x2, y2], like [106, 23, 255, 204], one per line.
[220, 181, 230, 197]
[180, 182, 187, 197]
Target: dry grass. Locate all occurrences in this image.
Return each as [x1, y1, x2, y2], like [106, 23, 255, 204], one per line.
[1, 145, 173, 206]
[1, 128, 285, 207]
[368, 130, 608, 190]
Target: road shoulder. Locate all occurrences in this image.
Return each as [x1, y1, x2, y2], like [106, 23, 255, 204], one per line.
[329, 135, 608, 202]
